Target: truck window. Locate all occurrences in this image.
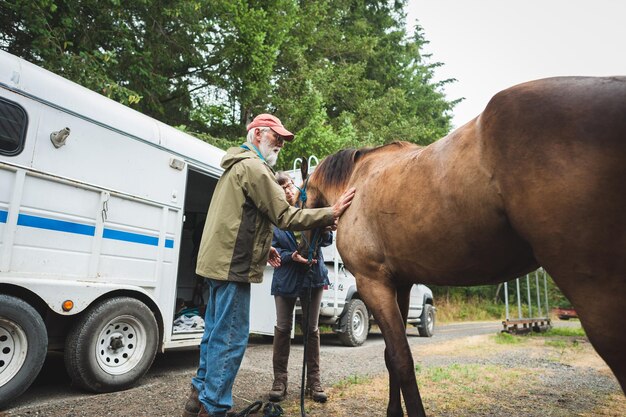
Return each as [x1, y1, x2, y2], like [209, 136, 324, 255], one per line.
[0, 97, 28, 156]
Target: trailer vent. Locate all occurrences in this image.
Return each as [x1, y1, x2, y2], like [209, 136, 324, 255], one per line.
[169, 158, 185, 170]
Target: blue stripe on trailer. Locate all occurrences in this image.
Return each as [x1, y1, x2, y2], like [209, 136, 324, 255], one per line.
[103, 230, 174, 248]
[5, 211, 174, 248]
[103, 228, 159, 246]
[17, 213, 96, 236]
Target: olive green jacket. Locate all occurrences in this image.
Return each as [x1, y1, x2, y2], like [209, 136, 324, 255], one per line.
[196, 146, 334, 283]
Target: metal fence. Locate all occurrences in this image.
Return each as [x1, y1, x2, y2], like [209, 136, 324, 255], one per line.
[502, 268, 552, 334]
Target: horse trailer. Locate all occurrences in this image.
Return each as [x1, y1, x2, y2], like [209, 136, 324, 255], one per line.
[0, 50, 279, 407]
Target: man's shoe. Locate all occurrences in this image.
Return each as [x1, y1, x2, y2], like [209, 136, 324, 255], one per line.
[268, 380, 287, 402]
[182, 385, 200, 417]
[198, 404, 238, 417]
[306, 382, 327, 403]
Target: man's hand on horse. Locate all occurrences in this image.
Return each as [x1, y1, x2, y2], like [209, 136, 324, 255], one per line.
[268, 247, 281, 268]
[332, 187, 356, 220]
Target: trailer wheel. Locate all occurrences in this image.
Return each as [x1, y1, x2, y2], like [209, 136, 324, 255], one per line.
[338, 299, 369, 347]
[64, 297, 158, 392]
[417, 304, 435, 337]
[0, 295, 47, 408]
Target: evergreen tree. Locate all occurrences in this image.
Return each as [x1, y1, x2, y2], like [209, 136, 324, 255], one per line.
[1, 0, 459, 169]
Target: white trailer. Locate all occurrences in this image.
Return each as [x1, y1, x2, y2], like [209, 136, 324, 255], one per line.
[0, 50, 275, 407]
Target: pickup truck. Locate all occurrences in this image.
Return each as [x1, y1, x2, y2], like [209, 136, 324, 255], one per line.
[297, 242, 436, 347]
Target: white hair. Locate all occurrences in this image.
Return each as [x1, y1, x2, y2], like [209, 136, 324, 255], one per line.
[246, 126, 279, 166]
[246, 126, 270, 143]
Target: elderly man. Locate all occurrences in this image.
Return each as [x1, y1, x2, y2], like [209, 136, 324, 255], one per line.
[183, 114, 355, 417]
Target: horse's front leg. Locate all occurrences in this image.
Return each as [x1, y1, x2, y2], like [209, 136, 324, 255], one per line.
[384, 348, 403, 417]
[384, 285, 413, 417]
[359, 278, 426, 417]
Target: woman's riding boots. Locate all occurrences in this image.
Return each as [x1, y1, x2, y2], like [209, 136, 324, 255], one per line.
[269, 326, 291, 401]
[305, 329, 327, 403]
[270, 327, 327, 403]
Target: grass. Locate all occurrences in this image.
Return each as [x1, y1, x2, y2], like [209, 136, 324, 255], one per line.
[333, 374, 372, 389]
[288, 359, 537, 416]
[537, 326, 586, 337]
[426, 363, 482, 385]
[279, 321, 623, 416]
[420, 363, 526, 400]
[494, 331, 526, 344]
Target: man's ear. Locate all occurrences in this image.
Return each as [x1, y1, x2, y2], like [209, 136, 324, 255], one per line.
[251, 128, 262, 145]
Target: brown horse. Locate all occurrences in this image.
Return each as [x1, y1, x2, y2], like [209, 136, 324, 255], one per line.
[300, 76, 626, 417]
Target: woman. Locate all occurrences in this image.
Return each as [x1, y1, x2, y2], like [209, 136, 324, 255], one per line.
[268, 171, 331, 403]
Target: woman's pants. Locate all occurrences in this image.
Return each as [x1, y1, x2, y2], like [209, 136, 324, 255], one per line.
[273, 287, 324, 386]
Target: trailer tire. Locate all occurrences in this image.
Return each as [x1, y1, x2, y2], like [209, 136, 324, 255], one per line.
[417, 304, 435, 337]
[0, 295, 47, 408]
[338, 299, 369, 347]
[64, 297, 158, 393]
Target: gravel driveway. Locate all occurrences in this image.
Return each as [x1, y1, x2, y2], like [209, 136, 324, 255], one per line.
[2, 321, 622, 417]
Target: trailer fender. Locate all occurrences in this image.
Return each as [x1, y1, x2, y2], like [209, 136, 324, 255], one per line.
[0, 277, 156, 316]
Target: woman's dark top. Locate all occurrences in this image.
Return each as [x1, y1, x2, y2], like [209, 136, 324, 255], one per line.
[270, 228, 332, 297]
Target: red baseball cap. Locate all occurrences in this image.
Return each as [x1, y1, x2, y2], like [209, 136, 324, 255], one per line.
[246, 113, 295, 141]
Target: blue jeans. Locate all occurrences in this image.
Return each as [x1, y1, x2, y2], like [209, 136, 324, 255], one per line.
[192, 279, 250, 415]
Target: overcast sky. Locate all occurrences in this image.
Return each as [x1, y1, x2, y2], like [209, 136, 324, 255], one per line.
[406, 0, 626, 129]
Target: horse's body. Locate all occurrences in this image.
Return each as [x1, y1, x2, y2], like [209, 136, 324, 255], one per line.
[304, 76, 626, 417]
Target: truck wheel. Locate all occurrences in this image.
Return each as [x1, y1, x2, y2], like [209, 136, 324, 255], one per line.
[338, 299, 369, 347]
[64, 297, 158, 392]
[0, 295, 47, 408]
[417, 304, 435, 337]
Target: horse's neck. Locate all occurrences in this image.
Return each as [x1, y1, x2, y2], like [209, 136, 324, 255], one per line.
[322, 187, 343, 206]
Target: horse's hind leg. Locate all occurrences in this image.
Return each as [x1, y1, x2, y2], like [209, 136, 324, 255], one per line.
[560, 277, 626, 393]
[358, 277, 426, 417]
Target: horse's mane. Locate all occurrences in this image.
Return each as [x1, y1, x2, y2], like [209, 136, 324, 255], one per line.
[312, 142, 409, 190]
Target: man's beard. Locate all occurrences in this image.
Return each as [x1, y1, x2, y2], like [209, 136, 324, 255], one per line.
[259, 135, 280, 166]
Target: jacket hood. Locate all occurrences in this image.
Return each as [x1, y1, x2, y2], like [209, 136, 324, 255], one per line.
[221, 146, 255, 170]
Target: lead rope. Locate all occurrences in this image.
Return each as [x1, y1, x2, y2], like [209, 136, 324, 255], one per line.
[262, 402, 284, 417]
[230, 400, 262, 416]
[299, 283, 311, 417]
[229, 400, 283, 416]
[299, 228, 321, 417]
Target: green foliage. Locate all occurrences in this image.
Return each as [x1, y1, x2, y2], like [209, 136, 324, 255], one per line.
[434, 294, 505, 323]
[494, 332, 525, 345]
[535, 326, 586, 338]
[276, 83, 358, 168]
[0, 0, 295, 127]
[431, 269, 573, 318]
[1, 0, 458, 164]
[174, 125, 240, 150]
[272, 1, 456, 168]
